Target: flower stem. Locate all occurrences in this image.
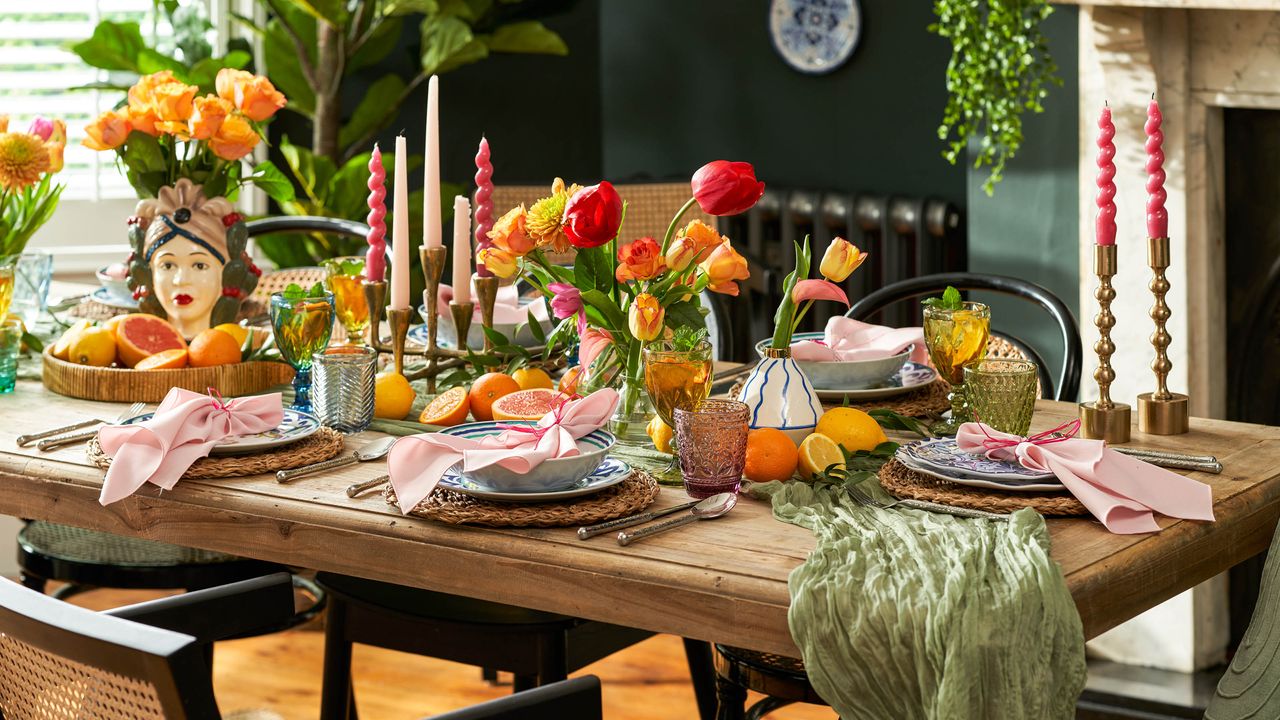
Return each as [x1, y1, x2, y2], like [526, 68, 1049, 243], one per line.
[660, 196, 698, 255]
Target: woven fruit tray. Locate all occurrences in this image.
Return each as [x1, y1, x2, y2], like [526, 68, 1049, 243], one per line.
[42, 348, 294, 402]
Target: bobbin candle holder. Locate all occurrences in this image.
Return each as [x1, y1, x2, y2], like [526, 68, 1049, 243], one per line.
[362, 280, 387, 351]
[449, 301, 474, 352]
[1079, 244, 1131, 443]
[1137, 236, 1190, 435]
[385, 307, 412, 377]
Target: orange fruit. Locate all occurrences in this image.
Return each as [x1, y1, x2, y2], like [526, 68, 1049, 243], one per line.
[115, 314, 186, 368]
[558, 365, 583, 395]
[512, 367, 554, 390]
[135, 348, 189, 370]
[212, 322, 249, 348]
[419, 386, 470, 426]
[188, 327, 242, 368]
[468, 372, 520, 421]
[68, 326, 117, 367]
[491, 388, 569, 422]
[103, 314, 127, 334]
[743, 428, 799, 483]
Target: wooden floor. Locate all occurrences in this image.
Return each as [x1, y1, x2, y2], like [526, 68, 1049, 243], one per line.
[69, 588, 837, 719]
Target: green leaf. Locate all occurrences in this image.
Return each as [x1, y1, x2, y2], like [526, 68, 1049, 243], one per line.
[526, 313, 546, 344]
[580, 289, 627, 334]
[574, 248, 613, 295]
[420, 15, 489, 75]
[185, 51, 252, 92]
[288, 0, 349, 26]
[247, 160, 297, 203]
[485, 21, 568, 55]
[664, 299, 707, 331]
[329, 152, 375, 217]
[136, 48, 186, 76]
[70, 21, 146, 72]
[385, 0, 439, 15]
[280, 137, 336, 201]
[482, 325, 511, 348]
[122, 131, 165, 175]
[921, 285, 963, 311]
[348, 17, 404, 72]
[262, 15, 316, 116]
[22, 331, 44, 354]
[338, 74, 407, 151]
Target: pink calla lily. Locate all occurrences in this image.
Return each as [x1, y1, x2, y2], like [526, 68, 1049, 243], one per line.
[579, 328, 614, 371]
[792, 279, 850, 307]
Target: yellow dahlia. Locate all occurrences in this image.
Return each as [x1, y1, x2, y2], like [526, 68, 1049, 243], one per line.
[526, 177, 582, 253]
[0, 132, 50, 190]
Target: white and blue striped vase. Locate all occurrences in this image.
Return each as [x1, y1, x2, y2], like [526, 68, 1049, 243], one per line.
[735, 347, 824, 445]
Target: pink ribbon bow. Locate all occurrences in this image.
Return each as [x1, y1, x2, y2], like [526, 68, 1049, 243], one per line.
[387, 388, 620, 512]
[955, 422, 1214, 534]
[97, 388, 283, 505]
[789, 316, 930, 364]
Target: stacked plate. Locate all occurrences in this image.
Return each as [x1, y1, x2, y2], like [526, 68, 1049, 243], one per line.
[896, 438, 1063, 492]
[122, 408, 321, 455]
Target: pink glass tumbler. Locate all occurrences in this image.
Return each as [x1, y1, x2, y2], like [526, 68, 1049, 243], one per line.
[673, 399, 750, 498]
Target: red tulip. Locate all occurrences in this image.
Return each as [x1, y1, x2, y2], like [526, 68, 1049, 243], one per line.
[691, 160, 765, 216]
[562, 181, 623, 249]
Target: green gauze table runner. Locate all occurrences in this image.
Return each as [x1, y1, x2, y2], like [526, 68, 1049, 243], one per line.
[751, 480, 1086, 720]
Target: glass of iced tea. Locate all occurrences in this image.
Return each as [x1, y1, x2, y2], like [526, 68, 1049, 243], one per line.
[324, 256, 369, 345]
[643, 341, 714, 485]
[922, 301, 990, 432]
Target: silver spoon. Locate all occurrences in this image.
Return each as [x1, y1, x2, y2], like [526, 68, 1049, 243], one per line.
[276, 436, 397, 483]
[617, 492, 737, 546]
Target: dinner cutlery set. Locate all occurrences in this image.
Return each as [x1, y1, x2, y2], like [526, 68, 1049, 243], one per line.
[578, 493, 737, 546]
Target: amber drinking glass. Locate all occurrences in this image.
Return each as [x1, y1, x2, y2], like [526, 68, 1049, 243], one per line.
[643, 342, 714, 485]
[964, 359, 1039, 436]
[922, 301, 990, 432]
[674, 399, 749, 498]
[324, 256, 369, 344]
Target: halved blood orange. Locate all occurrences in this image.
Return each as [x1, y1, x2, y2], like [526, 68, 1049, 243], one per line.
[418, 386, 470, 426]
[490, 388, 570, 422]
[134, 348, 189, 370]
[114, 314, 186, 368]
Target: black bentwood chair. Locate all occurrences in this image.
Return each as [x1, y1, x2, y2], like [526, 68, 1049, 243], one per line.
[847, 272, 1083, 401]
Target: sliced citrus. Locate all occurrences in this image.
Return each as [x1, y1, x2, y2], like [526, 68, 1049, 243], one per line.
[468, 372, 520, 421]
[114, 314, 186, 368]
[491, 388, 569, 422]
[798, 433, 845, 481]
[418, 386, 470, 426]
[135, 348, 189, 370]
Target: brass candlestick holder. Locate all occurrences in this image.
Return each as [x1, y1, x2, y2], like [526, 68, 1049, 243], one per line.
[420, 246, 448, 392]
[385, 307, 412, 377]
[1137, 235, 1189, 434]
[362, 280, 387, 351]
[1079, 244, 1131, 443]
[449, 301, 474, 351]
[474, 276, 501, 352]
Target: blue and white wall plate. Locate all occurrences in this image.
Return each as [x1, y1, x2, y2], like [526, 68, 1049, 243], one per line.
[769, 0, 862, 75]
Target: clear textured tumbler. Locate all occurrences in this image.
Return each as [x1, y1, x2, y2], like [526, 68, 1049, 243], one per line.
[963, 359, 1039, 436]
[311, 345, 377, 433]
[674, 399, 749, 499]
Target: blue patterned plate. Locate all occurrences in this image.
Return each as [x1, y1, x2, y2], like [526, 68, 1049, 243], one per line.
[899, 438, 1059, 486]
[438, 458, 631, 503]
[122, 407, 320, 456]
[813, 361, 936, 402]
[896, 451, 1064, 493]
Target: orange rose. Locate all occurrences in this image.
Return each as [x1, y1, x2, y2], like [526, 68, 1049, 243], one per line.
[679, 219, 725, 262]
[215, 69, 253, 103]
[699, 239, 750, 296]
[127, 105, 160, 137]
[487, 205, 536, 256]
[82, 110, 132, 151]
[208, 114, 260, 161]
[126, 71, 178, 136]
[190, 95, 233, 140]
[151, 81, 197, 124]
[615, 236, 667, 282]
[216, 69, 286, 122]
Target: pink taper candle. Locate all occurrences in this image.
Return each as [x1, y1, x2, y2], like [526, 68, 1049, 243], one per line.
[423, 75, 442, 249]
[1095, 106, 1117, 246]
[390, 135, 410, 310]
[473, 136, 494, 277]
[365, 144, 387, 281]
[1145, 97, 1168, 238]
[452, 195, 473, 305]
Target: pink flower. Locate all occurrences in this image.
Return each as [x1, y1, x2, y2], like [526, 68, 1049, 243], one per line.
[27, 117, 53, 141]
[792, 279, 849, 307]
[579, 328, 614, 371]
[549, 282, 587, 336]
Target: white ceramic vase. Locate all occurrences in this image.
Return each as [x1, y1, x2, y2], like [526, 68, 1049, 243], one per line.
[735, 348, 824, 444]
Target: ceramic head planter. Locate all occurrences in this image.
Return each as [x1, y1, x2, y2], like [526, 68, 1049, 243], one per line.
[126, 178, 258, 338]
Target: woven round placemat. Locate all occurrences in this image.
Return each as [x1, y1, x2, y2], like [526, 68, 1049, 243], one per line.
[879, 458, 1089, 516]
[726, 378, 950, 417]
[384, 470, 660, 527]
[86, 427, 345, 479]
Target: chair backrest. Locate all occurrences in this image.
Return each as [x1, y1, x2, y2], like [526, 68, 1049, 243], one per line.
[0, 578, 216, 719]
[846, 272, 1082, 401]
[425, 675, 602, 720]
[245, 216, 371, 240]
[1206, 528, 1280, 719]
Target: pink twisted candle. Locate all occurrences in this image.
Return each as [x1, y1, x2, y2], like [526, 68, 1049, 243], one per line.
[1145, 98, 1168, 238]
[473, 136, 494, 278]
[1095, 106, 1117, 246]
[365, 144, 387, 282]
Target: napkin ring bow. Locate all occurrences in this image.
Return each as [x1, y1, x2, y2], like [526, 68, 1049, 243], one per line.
[973, 418, 1081, 451]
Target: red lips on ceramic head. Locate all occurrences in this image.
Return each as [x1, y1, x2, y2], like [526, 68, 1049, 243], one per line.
[174, 293, 193, 306]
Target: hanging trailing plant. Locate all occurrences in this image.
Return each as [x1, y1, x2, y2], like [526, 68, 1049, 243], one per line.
[929, 0, 1061, 195]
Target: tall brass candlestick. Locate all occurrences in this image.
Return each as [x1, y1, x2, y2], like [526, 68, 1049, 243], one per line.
[1136, 236, 1189, 434]
[385, 307, 412, 377]
[362, 280, 387, 351]
[1079, 245, 1130, 443]
[420, 246, 448, 393]
[473, 276, 501, 352]
[449, 301, 474, 352]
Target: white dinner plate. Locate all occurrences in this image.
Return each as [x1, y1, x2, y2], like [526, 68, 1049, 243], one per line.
[437, 458, 631, 503]
[813, 361, 937, 402]
[122, 408, 320, 455]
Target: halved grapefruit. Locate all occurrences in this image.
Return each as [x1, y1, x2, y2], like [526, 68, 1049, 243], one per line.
[114, 314, 187, 368]
[490, 388, 571, 422]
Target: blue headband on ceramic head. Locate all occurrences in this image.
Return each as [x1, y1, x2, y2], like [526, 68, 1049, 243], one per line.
[144, 214, 227, 265]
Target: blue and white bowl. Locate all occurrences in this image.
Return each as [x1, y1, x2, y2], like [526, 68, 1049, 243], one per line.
[756, 333, 912, 390]
[439, 421, 615, 493]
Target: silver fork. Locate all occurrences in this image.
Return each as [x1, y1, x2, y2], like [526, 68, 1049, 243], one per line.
[35, 402, 145, 451]
[844, 481, 1009, 522]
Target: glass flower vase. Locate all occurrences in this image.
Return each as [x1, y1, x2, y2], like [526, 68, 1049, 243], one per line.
[580, 343, 655, 449]
[735, 347, 824, 445]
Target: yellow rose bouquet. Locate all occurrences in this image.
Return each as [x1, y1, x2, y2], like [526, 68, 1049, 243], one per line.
[83, 70, 293, 203]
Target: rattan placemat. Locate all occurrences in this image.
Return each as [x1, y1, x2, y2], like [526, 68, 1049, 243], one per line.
[86, 427, 345, 479]
[384, 470, 660, 527]
[879, 458, 1089, 516]
[726, 378, 950, 417]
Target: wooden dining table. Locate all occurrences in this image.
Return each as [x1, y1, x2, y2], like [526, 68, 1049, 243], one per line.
[1, 379, 1279, 658]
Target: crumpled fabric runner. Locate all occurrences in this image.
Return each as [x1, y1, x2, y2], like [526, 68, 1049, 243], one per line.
[750, 480, 1086, 720]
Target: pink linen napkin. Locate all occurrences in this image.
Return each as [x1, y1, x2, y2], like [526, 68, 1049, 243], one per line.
[387, 388, 620, 512]
[790, 316, 929, 364]
[96, 388, 283, 505]
[433, 283, 550, 324]
[955, 422, 1214, 534]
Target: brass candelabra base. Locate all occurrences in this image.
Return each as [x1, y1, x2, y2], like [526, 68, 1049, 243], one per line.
[1137, 392, 1189, 435]
[1080, 401, 1132, 444]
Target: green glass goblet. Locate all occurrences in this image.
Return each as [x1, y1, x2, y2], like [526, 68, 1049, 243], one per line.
[270, 291, 335, 412]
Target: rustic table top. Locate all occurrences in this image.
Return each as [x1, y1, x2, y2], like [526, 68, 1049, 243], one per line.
[1, 380, 1278, 657]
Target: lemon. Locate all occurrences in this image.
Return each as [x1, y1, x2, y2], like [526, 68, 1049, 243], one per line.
[512, 367, 554, 390]
[798, 433, 845, 481]
[815, 407, 888, 453]
[647, 415, 674, 454]
[374, 372, 416, 420]
[68, 326, 117, 367]
[52, 319, 94, 360]
[213, 322, 250, 348]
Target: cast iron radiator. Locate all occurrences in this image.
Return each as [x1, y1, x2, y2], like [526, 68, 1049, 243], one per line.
[716, 189, 965, 361]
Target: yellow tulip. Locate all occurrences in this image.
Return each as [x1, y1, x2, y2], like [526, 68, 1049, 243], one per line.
[699, 239, 750, 296]
[664, 235, 698, 272]
[819, 236, 867, 282]
[477, 247, 519, 278]
[628, 293, 665, 342]
[43, 119, 66, 173]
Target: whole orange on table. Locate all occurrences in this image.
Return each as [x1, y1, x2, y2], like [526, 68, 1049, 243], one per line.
[188, 327, 241, 367]
[469, 372, 520, 421]
[743, 428, 799, 482]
